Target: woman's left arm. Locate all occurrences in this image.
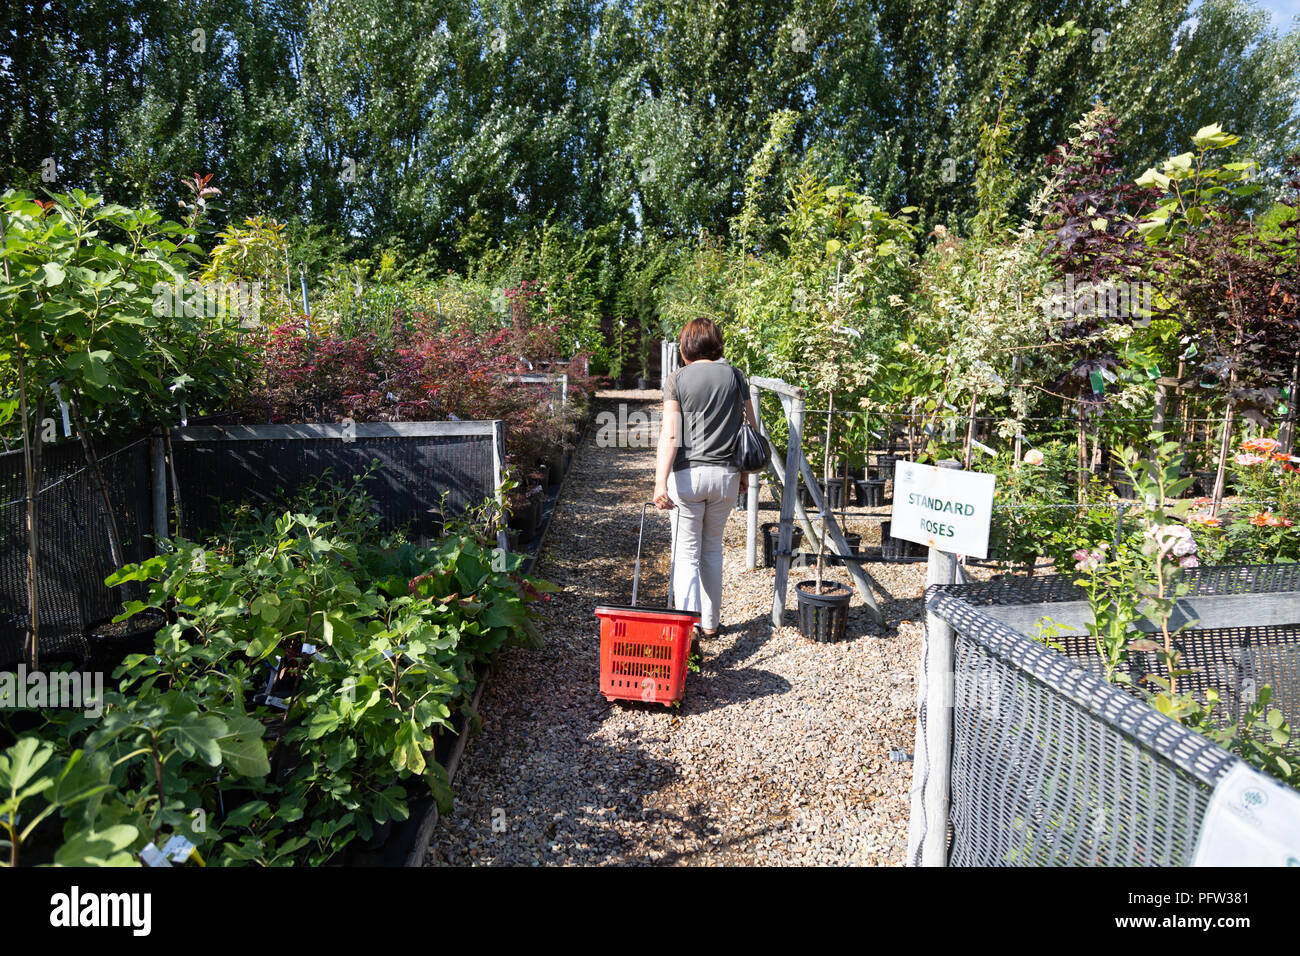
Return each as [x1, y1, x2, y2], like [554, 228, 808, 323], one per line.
[654, 399, 681, 509]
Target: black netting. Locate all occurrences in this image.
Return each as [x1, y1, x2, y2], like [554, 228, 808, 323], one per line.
[948, 563, 1300, 608]
[173, 434, 496, 540]
[1047, 626, 1300, 732]
[1, 427, 499, 667]
[0, 437, 154, 666]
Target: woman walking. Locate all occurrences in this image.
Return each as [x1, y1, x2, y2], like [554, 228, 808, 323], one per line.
[653, 318, 760, 640]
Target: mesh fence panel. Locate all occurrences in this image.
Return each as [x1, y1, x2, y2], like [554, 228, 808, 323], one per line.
[1, 426, 499, 666]
[172, 432, 497, 540]
[0, 437, 153, 665]
[921, 575, 1272, 867]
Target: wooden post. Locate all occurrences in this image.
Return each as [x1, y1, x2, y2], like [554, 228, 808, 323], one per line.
[491, 419, 509, 567]
[907, 459, 960, 867]
[772, 391, 804, 627]
[746, 382, 761, 569]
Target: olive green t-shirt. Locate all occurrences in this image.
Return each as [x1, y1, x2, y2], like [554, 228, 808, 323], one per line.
[664, 360, 746, 472]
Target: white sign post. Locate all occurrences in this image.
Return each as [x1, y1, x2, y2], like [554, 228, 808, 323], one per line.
[906, 459, 995, 866]
[891, 461, 996, 559]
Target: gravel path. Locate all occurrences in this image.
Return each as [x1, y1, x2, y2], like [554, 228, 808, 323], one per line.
[427, 391, 952, 866]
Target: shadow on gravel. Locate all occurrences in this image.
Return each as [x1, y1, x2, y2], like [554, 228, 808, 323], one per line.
[671, 612, 792, 715]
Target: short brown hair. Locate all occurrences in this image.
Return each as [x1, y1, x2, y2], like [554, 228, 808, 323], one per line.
[678, 318, 724, 362]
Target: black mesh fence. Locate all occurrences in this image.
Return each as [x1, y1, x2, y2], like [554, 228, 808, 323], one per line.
[0, 436, 154, 666]
[1, 424, 501, 667]
[918, 564, 1300, 866]
[171, 430, 498, 540]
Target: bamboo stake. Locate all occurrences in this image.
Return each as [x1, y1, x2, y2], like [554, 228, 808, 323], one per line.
[162, 428, 185, 534]
[69, 400, 124, 569]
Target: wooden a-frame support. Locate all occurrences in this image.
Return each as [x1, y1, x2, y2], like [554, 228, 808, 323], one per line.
[748, 375, 882, 629]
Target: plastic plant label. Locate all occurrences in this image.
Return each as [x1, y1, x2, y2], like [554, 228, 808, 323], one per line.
[161, 835, 196, 863]
[140, 843, 173, 868]
[1089, 370, 1106, 394]
[970, 439, 995, 457]
[1192, 763, 1300, 866]
[890, 461, 996, 559]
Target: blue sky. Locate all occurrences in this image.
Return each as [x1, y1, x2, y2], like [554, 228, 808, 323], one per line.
[1258, 0, 1300, 28]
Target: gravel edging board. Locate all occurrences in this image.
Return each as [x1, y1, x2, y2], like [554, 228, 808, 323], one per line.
[425, 393, 1006, 866]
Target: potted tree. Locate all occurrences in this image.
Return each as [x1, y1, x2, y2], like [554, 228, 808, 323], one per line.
[795, 391, 851, 641]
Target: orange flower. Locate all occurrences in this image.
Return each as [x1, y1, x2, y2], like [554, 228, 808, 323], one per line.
[1249, 512, 1271, 527]
[1189, 511, 1222, 528]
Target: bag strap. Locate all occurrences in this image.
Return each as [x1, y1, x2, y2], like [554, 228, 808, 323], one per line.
[731, 365, 746, 422]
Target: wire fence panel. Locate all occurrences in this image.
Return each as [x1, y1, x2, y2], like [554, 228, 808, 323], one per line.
[919, 568, 1300, 866]
[0, 437, 153, 665]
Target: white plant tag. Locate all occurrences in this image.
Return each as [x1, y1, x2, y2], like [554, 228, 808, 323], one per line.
[1193, 763, 1300, 866]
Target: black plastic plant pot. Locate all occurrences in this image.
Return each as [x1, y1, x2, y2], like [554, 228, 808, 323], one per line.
[508, 499, 540, 540]
[856, 478, 886, 508]
[761, 522, 803, 568]
[86, 610, 166, 672]
[876, 455, 898, 480]
[636, 377, 651, 390]
[821, 479, 848, 511]
[1109, 468, 1135, 499]
[880, 520, 924, 563]
[795, 580, 851, 642]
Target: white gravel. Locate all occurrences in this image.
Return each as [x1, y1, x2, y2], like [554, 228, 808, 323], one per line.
[426, 391, 995, 866]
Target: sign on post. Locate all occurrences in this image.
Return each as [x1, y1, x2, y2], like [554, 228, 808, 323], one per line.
[891, 461, 996, 559]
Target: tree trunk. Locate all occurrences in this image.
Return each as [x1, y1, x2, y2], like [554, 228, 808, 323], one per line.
[162, 428, 185, 534]
[1281, 355, 1300, 455]
[1211, 325, 1246, 514]
[1076, 400, 1087, 504]
[18, 366, 44, 669]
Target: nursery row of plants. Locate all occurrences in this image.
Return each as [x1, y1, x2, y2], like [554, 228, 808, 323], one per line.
[0, 186, 583, 865]
[1, 477, 554, 865]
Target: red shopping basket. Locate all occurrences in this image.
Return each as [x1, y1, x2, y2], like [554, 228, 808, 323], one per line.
[595, 503, 699, 705]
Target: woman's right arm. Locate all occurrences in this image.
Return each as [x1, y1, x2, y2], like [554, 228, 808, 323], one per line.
[654, 399, 680, 510]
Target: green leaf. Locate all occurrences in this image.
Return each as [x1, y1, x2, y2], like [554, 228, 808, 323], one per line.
[221, 800, 270, 829]
[53, 825, 139, 867]
[167, 713, 226, 766]
[0, 738, 55, 794]
[215, 714, 271, 777]
[39, 262, 66, 286]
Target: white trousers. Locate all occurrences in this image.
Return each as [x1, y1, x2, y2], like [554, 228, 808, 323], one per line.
[668, 464, 740, 631]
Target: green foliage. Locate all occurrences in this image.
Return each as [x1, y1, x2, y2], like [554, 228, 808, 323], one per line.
[0, 188, 245, 440]
[3, 481, 551, 867]
[1070, 442, 1297, 787]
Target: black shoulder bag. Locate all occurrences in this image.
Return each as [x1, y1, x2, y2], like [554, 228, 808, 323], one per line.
[729, 368, 771, 474]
